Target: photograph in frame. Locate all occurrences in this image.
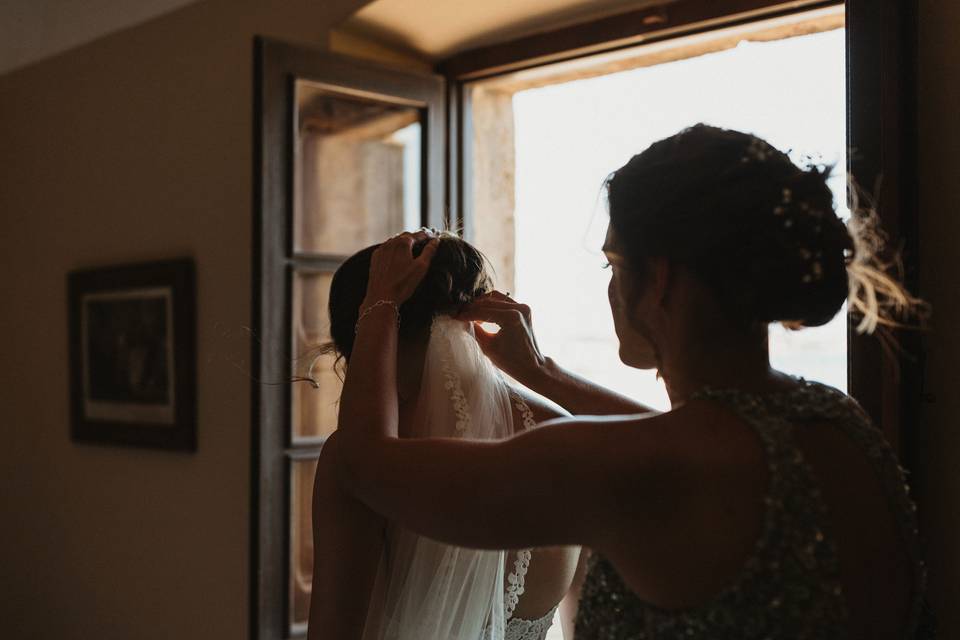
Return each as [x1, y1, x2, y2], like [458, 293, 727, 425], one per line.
[68, 259, 196, 451]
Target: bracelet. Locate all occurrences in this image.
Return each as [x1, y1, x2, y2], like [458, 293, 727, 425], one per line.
[355, 299, 400, 334]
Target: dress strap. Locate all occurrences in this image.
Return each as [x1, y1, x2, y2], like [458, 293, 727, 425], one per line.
[509, 391, 538, 430]
[505, 549, 532, 621]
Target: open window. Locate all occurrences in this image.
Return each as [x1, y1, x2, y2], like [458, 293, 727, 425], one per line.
[253, 0, 919, 637]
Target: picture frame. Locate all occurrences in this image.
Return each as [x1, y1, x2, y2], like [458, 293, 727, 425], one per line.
[68, 258, 197, 451]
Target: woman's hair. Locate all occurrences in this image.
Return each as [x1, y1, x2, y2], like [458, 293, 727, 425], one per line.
[321, 231, 493, 364]
[605, 123, 926, 332]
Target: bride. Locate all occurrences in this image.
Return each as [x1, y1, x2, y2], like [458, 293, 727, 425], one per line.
[306, 233, 589, 640]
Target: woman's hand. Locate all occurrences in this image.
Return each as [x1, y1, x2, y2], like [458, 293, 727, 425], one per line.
[457, 291, 548, 384]
[363, 230, 439, 308]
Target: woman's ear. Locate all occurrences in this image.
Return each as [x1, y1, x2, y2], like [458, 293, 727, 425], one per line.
[649, 256, 672, 308]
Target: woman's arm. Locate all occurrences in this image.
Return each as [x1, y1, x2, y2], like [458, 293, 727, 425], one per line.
[529, 357, 656, 416]
[307, 444, 385, 640]
[335, 415, 674, 549]
[335, 231, 680, 551]
[458, 293, 658, 416]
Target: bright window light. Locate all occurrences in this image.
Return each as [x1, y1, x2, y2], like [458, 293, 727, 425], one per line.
[512, 28, 848, 413]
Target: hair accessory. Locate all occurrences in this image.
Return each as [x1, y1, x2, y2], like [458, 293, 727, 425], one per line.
[773, 184, 831, 284]
[355, 299, 400, 334]
[741, 137, 776, 163]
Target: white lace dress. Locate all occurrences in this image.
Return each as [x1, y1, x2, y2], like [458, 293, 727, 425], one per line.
[504, 548, 559, 640]
[503, 394, 559, 640]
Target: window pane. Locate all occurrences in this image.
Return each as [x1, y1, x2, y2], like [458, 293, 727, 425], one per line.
[294, 80, 422, 255]
[291, 271, 341, 441]
[472, 22, 847, 411]
[289, 456, 318, 629]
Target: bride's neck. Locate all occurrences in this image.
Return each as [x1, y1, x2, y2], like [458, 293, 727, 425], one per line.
[396, 332, 429, 405]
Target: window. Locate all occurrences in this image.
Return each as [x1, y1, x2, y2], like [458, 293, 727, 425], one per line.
[466, 8, 847, 411]
[253, 0, 919, 636]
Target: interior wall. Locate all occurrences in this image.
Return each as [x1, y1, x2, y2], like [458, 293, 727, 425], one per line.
[915, 2, 960, 635]
[0, 1, 370, 638]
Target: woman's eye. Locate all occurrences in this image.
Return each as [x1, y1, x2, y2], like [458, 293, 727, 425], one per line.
[601, 261, 612, 270]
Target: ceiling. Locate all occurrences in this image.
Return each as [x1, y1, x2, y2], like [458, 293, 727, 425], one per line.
[339, 0, 668, 61]
[0, 0, 668, 76]
[0, 0, 200, 76]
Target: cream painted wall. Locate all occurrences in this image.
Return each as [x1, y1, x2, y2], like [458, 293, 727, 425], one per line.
[0, 1, 370, 638]
[916, 2, 960, 635]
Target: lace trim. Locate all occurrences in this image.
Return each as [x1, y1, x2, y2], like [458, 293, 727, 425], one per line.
[438, 330, 470, 434]
[505, 549, 532, 621]
[505, 605, 558, 640]
[511, 393, 537, 430]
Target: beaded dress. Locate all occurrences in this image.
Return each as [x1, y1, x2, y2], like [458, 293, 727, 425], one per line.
[574, 379, 935, 639]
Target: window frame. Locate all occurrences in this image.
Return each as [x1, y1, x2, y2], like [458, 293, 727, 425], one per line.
[442, 0, 920, 457]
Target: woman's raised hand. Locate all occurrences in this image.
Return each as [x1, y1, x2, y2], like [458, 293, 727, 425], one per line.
[364, 230, 439, 307]
[457, 291, 547, 383]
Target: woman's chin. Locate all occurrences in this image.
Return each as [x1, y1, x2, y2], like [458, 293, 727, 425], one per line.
[618, 347, 658, 370]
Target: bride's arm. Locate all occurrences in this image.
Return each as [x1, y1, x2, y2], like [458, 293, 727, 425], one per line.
[559, 548, 591, 639]
[458, 293, 659, 417]
[307, 445, 384, 640]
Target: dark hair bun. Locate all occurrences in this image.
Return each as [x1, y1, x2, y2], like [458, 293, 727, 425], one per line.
[741, 169, 853, 327]
[607, 124, 853, 328]
[327, 233, 492, 361]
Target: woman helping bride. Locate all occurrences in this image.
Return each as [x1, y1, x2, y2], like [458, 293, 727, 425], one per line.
[309, 125, 933, 640]
[307, 235, 586, 640]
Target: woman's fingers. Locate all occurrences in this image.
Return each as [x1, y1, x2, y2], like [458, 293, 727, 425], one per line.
[384, 229, 433, 249]
[460, 298, 531, 323]
[365, 229, 438, 303]
[415, 237, 440, 269]
[457, 305, 525, 327]
[488, 290, 518, 303]
[458, 299, 520, 317]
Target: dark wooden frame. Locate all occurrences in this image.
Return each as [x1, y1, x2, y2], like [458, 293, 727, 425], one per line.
[440, 0, 842, 80]
[845, 0, 921, 460]
[252, 36, 446, 640]
[67, 258, 196, 451]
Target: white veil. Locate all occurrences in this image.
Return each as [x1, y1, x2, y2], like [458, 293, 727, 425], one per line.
[361, 316, 517, 640]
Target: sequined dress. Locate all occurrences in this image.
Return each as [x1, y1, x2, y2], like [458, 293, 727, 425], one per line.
[574, 379, 935, 639]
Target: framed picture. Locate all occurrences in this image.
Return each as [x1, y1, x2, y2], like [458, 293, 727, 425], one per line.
[68, 259, 196, 451]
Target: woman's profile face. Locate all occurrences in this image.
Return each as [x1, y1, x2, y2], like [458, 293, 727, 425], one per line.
[603, 225, 660, 370]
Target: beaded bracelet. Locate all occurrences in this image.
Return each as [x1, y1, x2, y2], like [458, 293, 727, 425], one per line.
[355, 299, 400, 334]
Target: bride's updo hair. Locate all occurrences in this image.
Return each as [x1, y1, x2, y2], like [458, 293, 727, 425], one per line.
[606, 123, 923, 331]
[324, 231, 492, 363]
